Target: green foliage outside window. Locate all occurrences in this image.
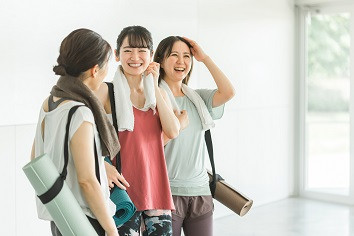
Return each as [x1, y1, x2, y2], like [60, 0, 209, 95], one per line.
[307, 13, 350, 112]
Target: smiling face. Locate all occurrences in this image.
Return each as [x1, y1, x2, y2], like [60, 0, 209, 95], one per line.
[161, 40, 192, 83]
[116, 36, 152, 78]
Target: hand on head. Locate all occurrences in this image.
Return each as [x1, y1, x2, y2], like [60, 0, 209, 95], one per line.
[182, 37, 208, 62]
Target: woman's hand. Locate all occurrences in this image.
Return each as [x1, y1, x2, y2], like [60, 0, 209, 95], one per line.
[145, 62, 160, 87]
[183, 37, 208, 62]
[104, 161, 130, 190]
[175, 110, 189, 131]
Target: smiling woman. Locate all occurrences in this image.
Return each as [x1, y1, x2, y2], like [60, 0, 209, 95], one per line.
[154, 36, 235, 236]
[93, 26, 180, 236]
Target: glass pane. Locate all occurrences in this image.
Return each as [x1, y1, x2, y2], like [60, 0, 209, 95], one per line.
[306, 12, 350, 195]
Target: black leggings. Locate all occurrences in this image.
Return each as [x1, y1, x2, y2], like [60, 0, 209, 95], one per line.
[50, 216, 105, 236]
[118, 210, 172, 236]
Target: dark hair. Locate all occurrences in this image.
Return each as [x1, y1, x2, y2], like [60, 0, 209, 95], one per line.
[53, 28, 112, 77]
[116, 26, 153, 56]
[153, 36, 193, 85]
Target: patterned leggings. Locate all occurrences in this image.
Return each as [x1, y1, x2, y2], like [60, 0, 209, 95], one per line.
[118, 209, 172, 236]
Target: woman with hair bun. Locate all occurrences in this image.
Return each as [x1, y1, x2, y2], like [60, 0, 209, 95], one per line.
[31, 28, 119, 236]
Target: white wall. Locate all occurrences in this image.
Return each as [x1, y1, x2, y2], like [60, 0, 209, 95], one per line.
[196, 0, 296, 217]
[0, 0, 295, 234]
[295, 0, 352, 6]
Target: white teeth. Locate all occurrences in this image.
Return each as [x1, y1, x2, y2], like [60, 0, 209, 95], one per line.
[129, 63, 142, 67]
[174, 67, 185, 71]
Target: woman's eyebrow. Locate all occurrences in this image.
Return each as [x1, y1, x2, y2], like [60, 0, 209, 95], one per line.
[170, 51, 190, 54]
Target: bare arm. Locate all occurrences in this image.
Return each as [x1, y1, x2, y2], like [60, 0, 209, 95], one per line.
[183, 37, 236, 107]
[163, 110, 189, 145]
[31, 140, 35, 160]
[157, 88, 180, 139]
[146, 62, 180, 139]
[71, 121, 118, 236]
[94, 84, 130, 190]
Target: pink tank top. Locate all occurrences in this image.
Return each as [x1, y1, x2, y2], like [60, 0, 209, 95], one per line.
[115, 107, 175, 211]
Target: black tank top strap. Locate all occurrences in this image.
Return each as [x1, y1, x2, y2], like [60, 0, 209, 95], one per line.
[48, 95, 68, 111]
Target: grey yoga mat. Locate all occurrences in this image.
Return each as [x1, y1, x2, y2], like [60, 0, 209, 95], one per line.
[104, 157, 136, 226]
[23, 153, 97, 236]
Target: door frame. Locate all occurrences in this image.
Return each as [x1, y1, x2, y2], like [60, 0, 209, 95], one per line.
[297, 1, 354, 205]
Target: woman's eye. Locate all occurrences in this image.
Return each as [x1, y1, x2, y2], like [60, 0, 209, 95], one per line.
[184, 55, 191, 58]
[124, 50, 131, 53]
[139, 50, 147, 53]
[170, 53, 178, 57]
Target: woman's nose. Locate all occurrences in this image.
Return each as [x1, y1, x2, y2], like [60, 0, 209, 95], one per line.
[177, 55, 184, 63]
[130, 50, 139, 60]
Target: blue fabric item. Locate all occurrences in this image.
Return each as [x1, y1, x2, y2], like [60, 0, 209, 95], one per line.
[105, 157, 136, 226]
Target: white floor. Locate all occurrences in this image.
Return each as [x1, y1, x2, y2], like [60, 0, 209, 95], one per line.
[214, 197, 354, 236]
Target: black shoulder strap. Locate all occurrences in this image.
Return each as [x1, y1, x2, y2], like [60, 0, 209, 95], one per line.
[106, 82, 122, 173]
[38, 105, 100, 204]
[205, 129, 223, 197]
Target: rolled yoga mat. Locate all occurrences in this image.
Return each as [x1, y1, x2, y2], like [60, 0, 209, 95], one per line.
[105, 157, 136, 226]
[208, 170, 253, 217]
[23, 153, 97, 236]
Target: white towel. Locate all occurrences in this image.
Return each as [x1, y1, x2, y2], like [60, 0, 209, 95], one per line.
[112, 66, 156, 131]
[159, 80, 215, 131]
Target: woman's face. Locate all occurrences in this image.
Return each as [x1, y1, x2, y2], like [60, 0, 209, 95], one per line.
[161, 41, 192, 82]
[116, 36, 152, 78]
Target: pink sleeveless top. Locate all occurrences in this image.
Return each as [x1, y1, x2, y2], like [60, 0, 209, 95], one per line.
[115, 107, 175, 211]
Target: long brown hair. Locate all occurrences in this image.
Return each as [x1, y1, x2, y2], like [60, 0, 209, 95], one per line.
[154, 36, 193, 85]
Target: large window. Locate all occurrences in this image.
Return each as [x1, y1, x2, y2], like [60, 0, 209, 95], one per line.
[299, 3, 354, 204]
[306, 12, 350, 195]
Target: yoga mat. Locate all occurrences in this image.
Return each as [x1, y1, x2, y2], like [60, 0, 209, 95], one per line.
[23, 153, 97, 236]
[105, 157, 136, 226]
[208, 170, 253, 217]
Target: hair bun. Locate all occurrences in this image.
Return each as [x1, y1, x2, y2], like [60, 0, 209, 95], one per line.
[53, 65, 67, 76]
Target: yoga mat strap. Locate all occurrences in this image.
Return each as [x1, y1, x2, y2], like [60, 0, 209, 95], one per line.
[205, 129, 218, 197]
[62, 105, 82, 178]
[38, 174, 65, 204]
[106, 82, 121, 173]
[38, 105, 101, 204]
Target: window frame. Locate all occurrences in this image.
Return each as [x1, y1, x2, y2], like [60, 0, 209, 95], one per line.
[297, 2, 354, 205]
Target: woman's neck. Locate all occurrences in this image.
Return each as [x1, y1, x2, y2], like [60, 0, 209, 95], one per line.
[124, 72, 143, 91]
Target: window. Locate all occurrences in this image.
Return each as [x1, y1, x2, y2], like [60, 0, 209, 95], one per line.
[299, 3, 354, 204]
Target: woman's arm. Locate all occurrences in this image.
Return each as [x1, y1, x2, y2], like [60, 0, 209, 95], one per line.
[146, 62, 180, 139]
[157, 88, 180, 139]
[94, 83, 129, 190]
[163, 110, 189, 145]
[31, 140, 35, 160]
[71, 121, 118, 236]
[183, 37, 236, 107]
